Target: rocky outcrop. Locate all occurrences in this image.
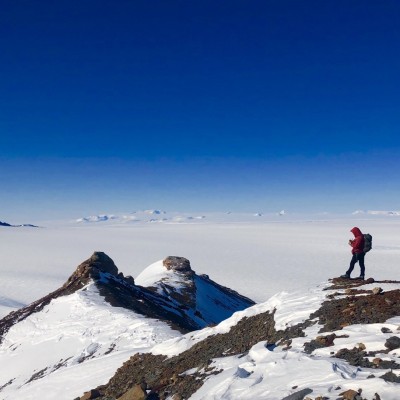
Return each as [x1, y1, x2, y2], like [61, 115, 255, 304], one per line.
[163, 256, 192, 274]
[313, 278, 400, 333]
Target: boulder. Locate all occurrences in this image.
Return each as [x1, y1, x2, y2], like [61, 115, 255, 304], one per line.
[385, 336, 400, 351]
[372, 287, 383, 295]
[117, 384, 147, 400]
[339, 389, 361, 400]
[80, 389, 101, 400]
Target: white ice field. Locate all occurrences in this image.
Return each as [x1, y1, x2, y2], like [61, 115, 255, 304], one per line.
[1, 212, 399, 319]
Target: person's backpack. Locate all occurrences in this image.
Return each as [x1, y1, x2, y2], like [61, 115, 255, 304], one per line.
[363, 233, 372, 252]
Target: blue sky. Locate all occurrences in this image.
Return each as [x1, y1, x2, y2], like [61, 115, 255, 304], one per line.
[1, 1, 400, 220]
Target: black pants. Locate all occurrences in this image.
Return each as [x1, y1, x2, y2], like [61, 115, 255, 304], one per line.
[347, 252, 365, 276]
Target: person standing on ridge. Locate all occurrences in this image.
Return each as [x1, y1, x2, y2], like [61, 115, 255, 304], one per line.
[341, 227, 366, 280]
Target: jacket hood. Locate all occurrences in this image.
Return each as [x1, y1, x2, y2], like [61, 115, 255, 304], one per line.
[351, 227, 363, 237]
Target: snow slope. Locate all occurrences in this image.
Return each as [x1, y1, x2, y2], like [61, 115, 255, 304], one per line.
[185, 282, 400, 400]
[92, 279, 400, 400]
[0, 283, 181, 400]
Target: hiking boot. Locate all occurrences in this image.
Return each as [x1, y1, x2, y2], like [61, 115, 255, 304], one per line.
[340, 274, 350, 279]
[357, 275, 365, 280]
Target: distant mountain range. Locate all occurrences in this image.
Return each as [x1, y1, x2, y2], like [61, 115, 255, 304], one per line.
[0, 220, 38, 227]
[353, 210, 400, 216]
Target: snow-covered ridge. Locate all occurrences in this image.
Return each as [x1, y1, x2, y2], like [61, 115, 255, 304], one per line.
[0, 220, 38, 227]
[76, 214, 118, 223]
[0, 252, 254, 400]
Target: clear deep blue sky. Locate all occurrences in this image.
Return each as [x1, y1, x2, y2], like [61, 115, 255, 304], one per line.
[1, 1, 400, 220]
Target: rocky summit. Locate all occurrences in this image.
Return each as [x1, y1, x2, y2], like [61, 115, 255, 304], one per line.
[163, 256, 193, 274]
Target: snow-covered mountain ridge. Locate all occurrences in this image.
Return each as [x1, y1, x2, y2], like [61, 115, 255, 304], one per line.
[0, 253, 253, 400]
[82, 277, 400, 400]
[0, 220, 38, 228]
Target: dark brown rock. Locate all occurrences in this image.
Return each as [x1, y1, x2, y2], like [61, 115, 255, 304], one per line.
[117, 384, 147, 400]
[304, 334, 336, 354]
[163, 256, 192, 274]
[380, 370, 400, 383]
[80, 389, 101, 399]
[385, 336, 400, 351]
[339, 389, 360, 400]
[310, 289, 400, 332]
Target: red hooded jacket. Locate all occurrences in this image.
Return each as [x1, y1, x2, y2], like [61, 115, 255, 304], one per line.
[350, 227, 365, 254]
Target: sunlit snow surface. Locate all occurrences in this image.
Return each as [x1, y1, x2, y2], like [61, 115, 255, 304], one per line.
[0, 284, 180, 400]
[152, 282, 400, 400]
[1, 212, 400, 399]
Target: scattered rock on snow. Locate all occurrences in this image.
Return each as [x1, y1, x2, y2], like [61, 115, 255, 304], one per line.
[379, 370, 400, 383]
[384, 336, 400, 351]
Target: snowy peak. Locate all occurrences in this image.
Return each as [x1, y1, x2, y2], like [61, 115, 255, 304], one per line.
[136, 256, 255, 327]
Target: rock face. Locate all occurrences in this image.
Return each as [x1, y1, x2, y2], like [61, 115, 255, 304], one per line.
[163, 256, 192, 274]
[63, 251, 120, 289]
[137, 256, 255, 328]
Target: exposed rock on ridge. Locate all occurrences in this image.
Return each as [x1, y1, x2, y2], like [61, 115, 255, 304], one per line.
[138, 256, 255, 327]
[163, 256, 193, 274]
[84, 311, 308, 400]
[0, 252, 254, 343]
